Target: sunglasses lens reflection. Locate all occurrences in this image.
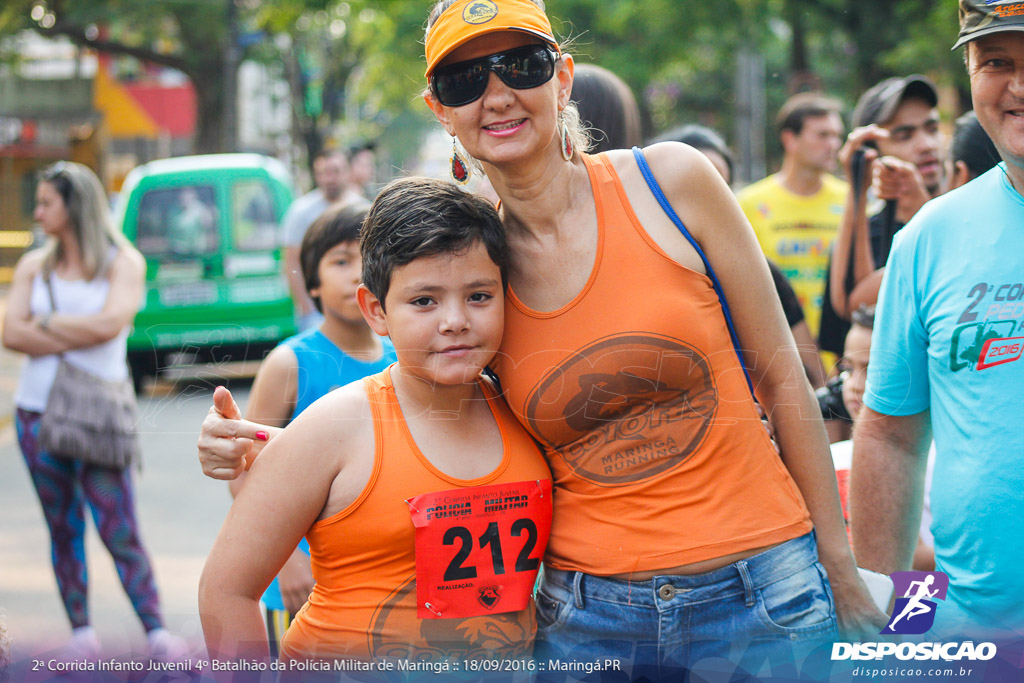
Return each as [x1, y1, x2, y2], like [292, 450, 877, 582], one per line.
[433, 45, 555, 107]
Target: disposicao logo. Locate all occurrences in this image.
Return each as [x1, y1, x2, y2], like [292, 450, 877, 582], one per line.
[882, 571, 948, 635]
[831, 570, 997, 663]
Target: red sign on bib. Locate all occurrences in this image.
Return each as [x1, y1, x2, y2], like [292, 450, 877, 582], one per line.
[407, 479, 552, 620]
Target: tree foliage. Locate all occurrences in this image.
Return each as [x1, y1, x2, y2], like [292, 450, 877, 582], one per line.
[1, 0, 973, 165]
[2, 0, 238, 151]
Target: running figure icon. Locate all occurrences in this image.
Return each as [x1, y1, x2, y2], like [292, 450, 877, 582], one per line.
[882, 571, 949, 635]
[888, 575, 937, 629]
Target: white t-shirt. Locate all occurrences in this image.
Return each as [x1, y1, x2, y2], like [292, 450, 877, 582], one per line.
[15, 270, 129, 412]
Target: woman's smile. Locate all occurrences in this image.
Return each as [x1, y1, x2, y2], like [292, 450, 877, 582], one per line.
[483, 118, 527, 135]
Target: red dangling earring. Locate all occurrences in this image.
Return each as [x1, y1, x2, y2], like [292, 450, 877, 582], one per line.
[560, 112, 573, 161]
[450, 137, 470, 184]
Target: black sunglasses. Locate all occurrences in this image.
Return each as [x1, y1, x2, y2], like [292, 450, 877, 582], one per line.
[431, 44, 558, 107]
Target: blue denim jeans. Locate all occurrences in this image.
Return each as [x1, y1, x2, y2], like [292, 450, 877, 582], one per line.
[534, 532, 837, 681]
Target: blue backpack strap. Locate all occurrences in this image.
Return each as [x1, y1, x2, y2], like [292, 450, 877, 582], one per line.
[631, 146, 755, 395]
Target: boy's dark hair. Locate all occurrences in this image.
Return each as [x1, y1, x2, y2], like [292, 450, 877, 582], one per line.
[777, 92, 842, 136]
[300, 203, 369, 313]
[361, 177, 507, 310]
[952, 110, 1000, 179]
[850, 304, 876, 330]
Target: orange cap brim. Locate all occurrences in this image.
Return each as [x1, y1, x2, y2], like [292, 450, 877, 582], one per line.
[425, 0, 560, 79]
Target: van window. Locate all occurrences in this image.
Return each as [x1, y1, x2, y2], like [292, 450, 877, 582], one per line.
[136, 185, 219, 257]
[231, 180, 279, 251]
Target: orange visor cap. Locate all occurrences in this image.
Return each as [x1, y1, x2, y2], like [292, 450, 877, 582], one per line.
[425, 0, 560, 79]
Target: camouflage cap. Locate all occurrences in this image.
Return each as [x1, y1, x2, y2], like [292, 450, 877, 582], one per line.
[954, 0, 1024, 50]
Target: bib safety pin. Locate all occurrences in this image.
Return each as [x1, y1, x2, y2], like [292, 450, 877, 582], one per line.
[423, 602, 443, 617]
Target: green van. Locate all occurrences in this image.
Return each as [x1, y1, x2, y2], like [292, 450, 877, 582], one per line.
[116, 154, 296, 389]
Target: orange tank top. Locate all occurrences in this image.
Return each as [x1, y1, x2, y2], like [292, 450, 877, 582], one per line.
[281, 366, 551, 662]
[492, 152, 812, 575]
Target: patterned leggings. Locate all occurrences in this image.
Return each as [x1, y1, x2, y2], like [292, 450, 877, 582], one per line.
[15, 408, 163, 632]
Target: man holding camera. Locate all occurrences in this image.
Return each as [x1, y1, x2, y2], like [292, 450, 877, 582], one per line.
[817, 76, 944, 443]
[826, 75, 943, 324]
[851, 0, 1024, 638]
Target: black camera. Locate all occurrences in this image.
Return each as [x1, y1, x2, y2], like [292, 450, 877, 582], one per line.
[816, 373, 851, 422]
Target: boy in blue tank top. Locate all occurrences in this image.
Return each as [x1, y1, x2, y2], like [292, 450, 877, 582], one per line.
[218, 203, 396, 655]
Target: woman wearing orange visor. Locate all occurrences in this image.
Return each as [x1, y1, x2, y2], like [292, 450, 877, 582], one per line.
[198, 0, 886, 676]
[421, 0, 884, 677]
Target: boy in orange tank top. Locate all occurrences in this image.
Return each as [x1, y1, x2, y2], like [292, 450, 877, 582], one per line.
[199, 178, 551, 664]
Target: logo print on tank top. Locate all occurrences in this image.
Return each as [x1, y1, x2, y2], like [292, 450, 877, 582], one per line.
[367, 577, 533, 662]
[524, 333, 718, 485]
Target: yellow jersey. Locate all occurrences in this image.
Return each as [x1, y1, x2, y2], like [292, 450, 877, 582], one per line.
[736, 173, 847, 338]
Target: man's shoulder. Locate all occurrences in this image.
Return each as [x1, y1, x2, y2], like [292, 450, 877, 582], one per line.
[819, 173, 849, 199]
[736, 174, 780, 203]
[900, 169, 1005, 246]
[887, 170, 1013, 278]
[286, 189, 327, 215]
[281, 191, 328, 245]
[339, 188, 368, 207]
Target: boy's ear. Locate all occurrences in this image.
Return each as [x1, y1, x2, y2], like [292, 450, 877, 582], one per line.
[950, 160, 971, 191]
[357, 284, 389, 336]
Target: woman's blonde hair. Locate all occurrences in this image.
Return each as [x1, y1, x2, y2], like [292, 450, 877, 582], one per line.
[39, 161, 130, 280]
[424, 0, 591, 165]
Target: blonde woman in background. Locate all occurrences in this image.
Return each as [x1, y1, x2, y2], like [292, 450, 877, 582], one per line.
[2, 162, 186, 660]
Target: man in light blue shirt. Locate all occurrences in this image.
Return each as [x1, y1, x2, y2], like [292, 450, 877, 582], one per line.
[282, 149, 360, 330]
[851, 0, 1024, 638]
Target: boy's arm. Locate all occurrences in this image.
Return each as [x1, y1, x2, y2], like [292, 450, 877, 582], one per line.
[199, 404, 346, 660]
[244, 344, 300, 428]
[234, 344, 313, 613]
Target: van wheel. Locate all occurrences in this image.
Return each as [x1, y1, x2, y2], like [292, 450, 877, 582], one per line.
[128, 354, 155, 396]
[132, 370, 148, 397]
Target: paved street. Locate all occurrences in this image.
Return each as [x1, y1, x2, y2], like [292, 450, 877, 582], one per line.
[0, 287, 256, 662]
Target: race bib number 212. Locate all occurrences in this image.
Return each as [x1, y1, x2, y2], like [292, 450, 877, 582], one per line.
[407, 479, 552, 619]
